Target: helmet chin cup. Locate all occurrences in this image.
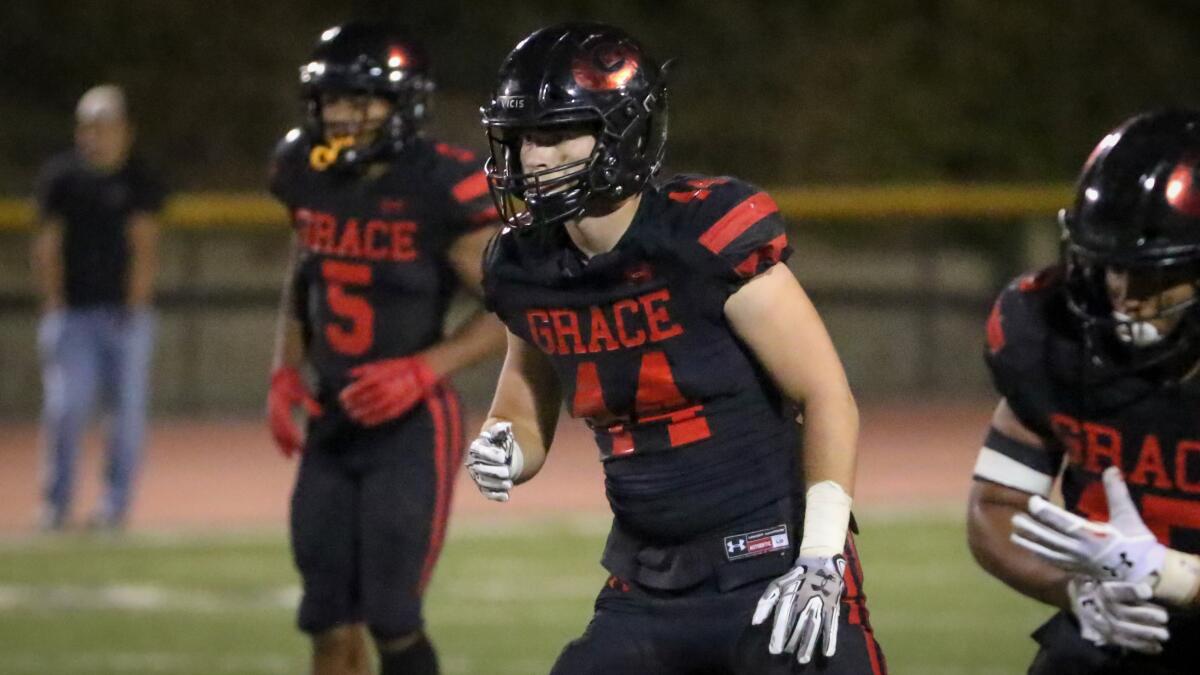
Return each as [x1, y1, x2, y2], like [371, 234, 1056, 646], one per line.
[301, 21, 433, 168]
[309, 135, 355, 171]
[1112, 312, 1166, 347]
[1060, 109, 1200, 380]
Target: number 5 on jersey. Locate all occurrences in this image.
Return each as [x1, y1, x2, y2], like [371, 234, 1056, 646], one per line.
[321, 260, 374, 356]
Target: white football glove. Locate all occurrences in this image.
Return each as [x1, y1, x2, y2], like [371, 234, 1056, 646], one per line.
[751, 553, 846, 664]
[1068, 576, 1169, 654]
[465, 421, 524, 502]
[1011, 467, 1165, 584]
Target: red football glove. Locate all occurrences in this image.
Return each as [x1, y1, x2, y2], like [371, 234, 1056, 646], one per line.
[339, 356, 440, 427]
[267, 366, 323, 458]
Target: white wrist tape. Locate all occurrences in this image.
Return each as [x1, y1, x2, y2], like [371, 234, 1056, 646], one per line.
[1153, 548, 1200, 606]
[799, 480, 853, 557]
[508, 439, 525, 482]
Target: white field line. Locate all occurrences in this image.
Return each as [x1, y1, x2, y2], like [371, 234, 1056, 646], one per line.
[0, 652, 543, 675]
[0, 579, 1036, 624]
[0, 583, 300, 612]
[0, 574, 600, 614]
[0, 653, 1019, 675]
[0, 506, 962, 551]
[0, 652, 297, 674]
[0, 515, 614, 552]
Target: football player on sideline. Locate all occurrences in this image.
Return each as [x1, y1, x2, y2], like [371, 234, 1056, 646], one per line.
[266, 21, 503, 675]
[466, 23, 886, 674]
[968, 110, 1200, 674]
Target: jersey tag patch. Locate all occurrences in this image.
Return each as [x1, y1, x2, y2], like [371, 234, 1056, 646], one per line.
[724, 524, 790, 561]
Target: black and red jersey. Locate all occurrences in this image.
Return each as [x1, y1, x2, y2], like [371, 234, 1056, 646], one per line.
[485, 175, 799, 557]
[984, 268, 1200, 555]
[270, 129, 497, 392]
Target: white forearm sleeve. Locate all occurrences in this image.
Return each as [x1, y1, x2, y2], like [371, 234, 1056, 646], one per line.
[799, 480, 853, 557]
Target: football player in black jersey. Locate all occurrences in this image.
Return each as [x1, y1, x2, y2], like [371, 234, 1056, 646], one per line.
[968, 110, 1200, 674]
[465, 23, 886, 674]
[265, 21, 503, 675]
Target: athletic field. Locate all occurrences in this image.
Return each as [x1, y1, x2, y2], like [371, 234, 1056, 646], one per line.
[0, 513, 1047, 674]
[0, 403, 1051, 673]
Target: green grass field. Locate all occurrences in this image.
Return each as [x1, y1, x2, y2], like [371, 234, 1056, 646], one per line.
[0, 512, 1047, 674]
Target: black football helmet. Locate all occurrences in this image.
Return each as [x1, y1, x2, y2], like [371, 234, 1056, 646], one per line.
[1061, 109, 1200, 377]
[300, 20, 434, 170]
[480, 23, 669, 228]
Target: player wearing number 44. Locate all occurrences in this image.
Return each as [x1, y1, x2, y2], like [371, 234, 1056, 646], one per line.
[465, 23, 886, 674]
[265, 21, 504, 675]
[968, 110, 1200, 675]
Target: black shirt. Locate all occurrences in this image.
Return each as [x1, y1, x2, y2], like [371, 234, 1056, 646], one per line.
[35, 150, 167, 307]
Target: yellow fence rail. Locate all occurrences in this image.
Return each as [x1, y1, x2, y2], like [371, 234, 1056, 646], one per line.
[769, 183, 1072, 220]
[0, 183, 1075, 232]
[0, 192, 289, 232]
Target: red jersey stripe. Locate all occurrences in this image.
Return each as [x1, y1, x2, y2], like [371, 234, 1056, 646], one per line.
[698, 192, 779, 254]
[732, 233, 788, 278]
[452, 171, 490, 204]
[843, 533, 886, 674]
[418, 389, 451, 594]
[468, 205, 500, 225]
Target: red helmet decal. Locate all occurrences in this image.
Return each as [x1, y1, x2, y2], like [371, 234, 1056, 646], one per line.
[387, 45, 409, 68]
[572, 41, 639, 92]
[1166, 160, 1200, 217]
[986, 297, 1005, 355]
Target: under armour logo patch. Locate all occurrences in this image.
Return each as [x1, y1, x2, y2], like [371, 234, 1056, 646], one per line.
[724, 524, 790, 561]
[812, 569, 836, 593]
[1102, 552, 1136, 578]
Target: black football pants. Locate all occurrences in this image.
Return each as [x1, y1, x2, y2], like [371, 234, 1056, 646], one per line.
[551, 536, 887, 675]
[1028, 611, 1198, 675]
[290, 386, 463, 640]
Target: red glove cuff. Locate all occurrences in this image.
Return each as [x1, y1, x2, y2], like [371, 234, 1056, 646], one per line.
[270, 365, 305, 392]
[406, 355, 440, 391]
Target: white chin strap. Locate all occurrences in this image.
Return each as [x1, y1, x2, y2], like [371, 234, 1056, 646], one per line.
[1112, 311, 1166, 347]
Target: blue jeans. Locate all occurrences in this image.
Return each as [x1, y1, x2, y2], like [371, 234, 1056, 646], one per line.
[39, 307, 156, 523]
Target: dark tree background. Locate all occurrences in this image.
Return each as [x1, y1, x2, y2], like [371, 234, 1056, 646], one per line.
[4, 0, 1200, 192]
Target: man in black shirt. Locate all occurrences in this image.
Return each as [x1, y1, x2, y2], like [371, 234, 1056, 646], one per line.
[32, 84, 164, 531]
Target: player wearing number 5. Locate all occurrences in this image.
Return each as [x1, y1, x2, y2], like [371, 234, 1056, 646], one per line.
[266, 21, 503, 675]
[968, 110, 1200, 674]
[466, 23, 885, 674]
